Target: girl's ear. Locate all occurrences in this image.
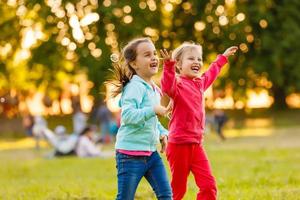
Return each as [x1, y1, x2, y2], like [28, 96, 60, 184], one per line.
[175, 62, 182, 71]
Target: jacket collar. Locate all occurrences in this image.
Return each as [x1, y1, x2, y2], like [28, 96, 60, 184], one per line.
[131, 75, 154, 90]
[179, 75, 202, 82]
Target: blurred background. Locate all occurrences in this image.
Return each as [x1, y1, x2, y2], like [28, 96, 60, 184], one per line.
[0, 0, 300, 199]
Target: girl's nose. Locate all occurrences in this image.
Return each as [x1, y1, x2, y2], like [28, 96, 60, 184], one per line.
[152, 56, 158, 61]
[195, 60, 202, 65]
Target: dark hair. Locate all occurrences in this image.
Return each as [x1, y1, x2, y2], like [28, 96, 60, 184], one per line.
[105, 37, 153, 98]
[79, 126, 93, 136]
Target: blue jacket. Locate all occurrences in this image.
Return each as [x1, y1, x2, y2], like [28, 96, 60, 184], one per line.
[115, 75, 168, 151]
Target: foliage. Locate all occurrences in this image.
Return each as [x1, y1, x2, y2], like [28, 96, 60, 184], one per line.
[1, 0, 300, 108]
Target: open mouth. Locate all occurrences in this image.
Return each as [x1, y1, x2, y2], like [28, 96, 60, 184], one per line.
[150, 62, 158, 69]
[191, 65, 200, 73]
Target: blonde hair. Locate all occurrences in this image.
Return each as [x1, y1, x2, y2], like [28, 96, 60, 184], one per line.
[105, 37, 153, 98]
[172, 42, 203, 63]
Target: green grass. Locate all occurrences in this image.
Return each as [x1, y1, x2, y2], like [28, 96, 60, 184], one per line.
[1, 126, 300, 200]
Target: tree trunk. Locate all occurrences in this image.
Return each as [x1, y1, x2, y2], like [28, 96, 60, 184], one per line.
[271, 86, 288, 110]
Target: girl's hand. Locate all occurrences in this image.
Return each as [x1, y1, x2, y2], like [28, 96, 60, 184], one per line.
[154, 104, 168, 116]
[165, 100, 173, 119]
[166, 100, 173, 113]
[160, 49, 173, 62]
[160, 135, 168, 153]
[222, 46, 238, 57]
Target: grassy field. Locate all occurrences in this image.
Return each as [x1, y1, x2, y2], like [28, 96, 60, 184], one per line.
[1, 124, 300, 200]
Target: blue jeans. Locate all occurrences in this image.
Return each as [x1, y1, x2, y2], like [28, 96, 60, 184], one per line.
[116, 151, 172, 200]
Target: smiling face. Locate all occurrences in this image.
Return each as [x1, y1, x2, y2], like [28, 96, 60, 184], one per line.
[178, 47, 203, 79]
[130, 41, 159, 82]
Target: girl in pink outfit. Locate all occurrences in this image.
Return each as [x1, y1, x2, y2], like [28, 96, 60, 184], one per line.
[160, 42, 238, 200]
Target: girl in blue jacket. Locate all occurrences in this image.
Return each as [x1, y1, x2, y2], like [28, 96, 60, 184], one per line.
[106, 37, 172, 200]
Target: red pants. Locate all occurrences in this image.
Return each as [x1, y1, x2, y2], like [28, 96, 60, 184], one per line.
[166, 143, 217, 200]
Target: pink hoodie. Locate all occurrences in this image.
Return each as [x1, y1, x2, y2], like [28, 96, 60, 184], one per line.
[161, 55, 228, 144]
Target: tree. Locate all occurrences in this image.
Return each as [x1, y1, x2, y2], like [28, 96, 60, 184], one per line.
[243, 0, 300, 108]
[1, 0, 300, 111]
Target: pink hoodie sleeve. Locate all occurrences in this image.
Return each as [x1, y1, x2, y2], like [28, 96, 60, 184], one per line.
[201, 54, 228, 91]
[161, 60, 177, 98]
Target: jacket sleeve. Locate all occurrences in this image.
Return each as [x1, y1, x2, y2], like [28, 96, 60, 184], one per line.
[161, 60, 177, 98]
[121, 83, 156, 125]
[201, 55, 228, 91]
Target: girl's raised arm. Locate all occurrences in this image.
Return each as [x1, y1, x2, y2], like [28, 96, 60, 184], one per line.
[160, 49, 177, 98]
[202, 46, 238, 90]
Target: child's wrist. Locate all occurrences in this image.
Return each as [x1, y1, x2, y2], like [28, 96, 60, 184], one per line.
[164, 59, 175, 63]
[222, 54, 228, 58]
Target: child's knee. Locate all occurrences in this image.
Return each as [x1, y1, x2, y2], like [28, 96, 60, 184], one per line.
[201, 183, 217, 195]
[156, 188, 172, 200]
[172, 184, 187, 200]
